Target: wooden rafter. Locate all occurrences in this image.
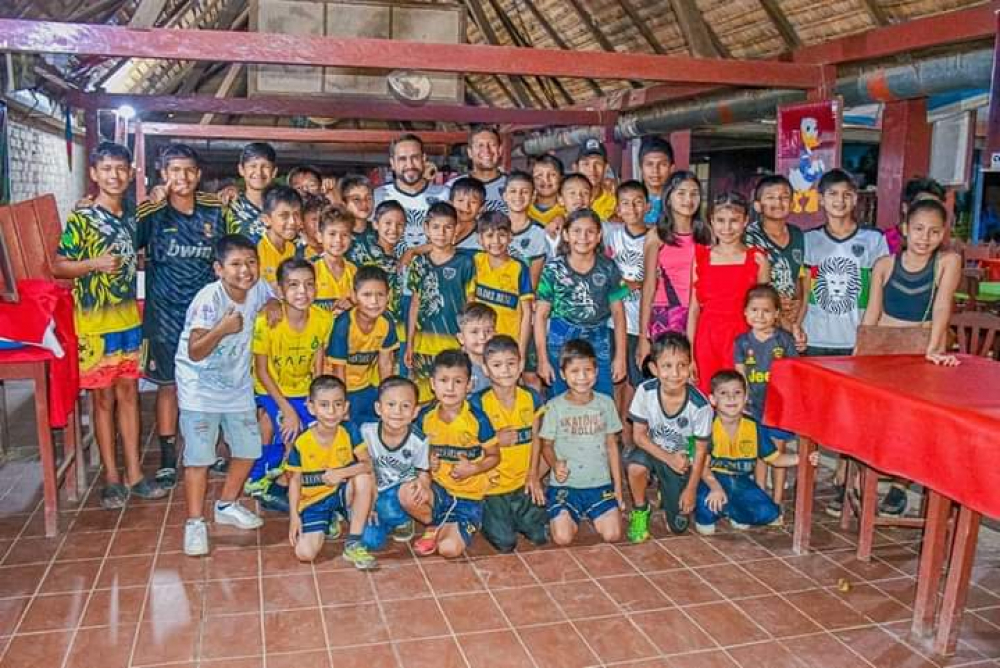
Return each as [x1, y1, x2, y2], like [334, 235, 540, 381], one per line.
[858, 0, 890, 27]
[561, 0, 642, 88]
[463, 0, 536, 108]
[128, 0, 169, 27]
[759, 0, 802, 50]
[199, 63, 242, 124]
[618, 0, 666, 54]
[514, 0, 604, 97]
[667, 0, 721, 58]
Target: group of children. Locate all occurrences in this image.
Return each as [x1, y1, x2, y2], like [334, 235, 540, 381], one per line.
[56, 126, 959, 568]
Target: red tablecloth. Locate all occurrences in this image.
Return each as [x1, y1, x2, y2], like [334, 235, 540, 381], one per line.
[764, 354, 1000, 519]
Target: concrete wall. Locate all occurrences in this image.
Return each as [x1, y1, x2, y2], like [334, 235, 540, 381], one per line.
[7, 118, 87, 222]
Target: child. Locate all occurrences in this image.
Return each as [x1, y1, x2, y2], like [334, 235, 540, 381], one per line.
[356, 376, 430, 549]
[340, 174, 374, 235]
[733, 285, 799, 518]
[687, 192, 770, 394]
[138, 143, 230, 489]
[575, 139, 617, 222]
[694, 370, 816, 535]
[405, 202, 476, 403]
[540, 339, 623, 545]
[175, 235, 274, 557]
[472, 335, 547, 552]
[456, 303, 497, 395]
[637, 171, 710, 364]
[504, 170, 549, 287]
[299, 194, 327, 262]
[286, 375, 377, 568]
[625, 333, 712, 541]
[224, 142, 277, 243]
[528, 154, 565, 230]
[54, 142, 165, 508]
[536, 208, 628, 398]
[313, 207, 357, 314]
[885, 178, 946, 255]
[288, 164, 323, 197]
[450, 176, 487, 255]
[638, 137, 674, 226]
[326, 265, 399, 427]
[471, 211, 534, 357]
[550, 173, 593, 257]
[746, 175, 808, 341]
[249, 258, 334, 503]
[257, 185, 303, 289]
[410, 350, 501, 558]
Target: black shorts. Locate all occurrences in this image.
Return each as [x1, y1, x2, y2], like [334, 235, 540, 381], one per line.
[482, 488, 548, 552]
[142, 334, 180, 385]
[625, 447, 691, 534]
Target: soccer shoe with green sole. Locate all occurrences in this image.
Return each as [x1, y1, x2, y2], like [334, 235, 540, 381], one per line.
[342, 541, 378, 570]
[627, 506, 651, 543]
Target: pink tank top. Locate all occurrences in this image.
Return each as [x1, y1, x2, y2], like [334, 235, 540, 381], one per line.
[654, 233, 696, 309]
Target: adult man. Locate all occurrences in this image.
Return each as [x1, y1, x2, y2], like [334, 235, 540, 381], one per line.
[452, 125, 508, 214]
[638, 137, 675, 226]
[374, 133, 449, 251]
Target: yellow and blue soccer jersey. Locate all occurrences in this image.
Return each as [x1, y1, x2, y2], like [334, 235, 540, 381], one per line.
[313, 257, 357, 311]
[591, 190, 617, 222]
[417, 400, 497, 500]
[224, 192, 265, 242]
[708, 417, 778, 477]
[326, 309, 399, 393]
[257, 234, 296, 286]
[471, 253, 533, 341]
[252, 305, 334, 397]
[528, 202, 565, 227]
[470, 387, 543, 495]
[286, 426, 361, 510]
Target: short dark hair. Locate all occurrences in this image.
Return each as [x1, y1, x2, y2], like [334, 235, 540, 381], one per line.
[531, 154, 564, 177]
[159, 143, 200, 169]
[477, 210, 512, 235]
[215, 233, 256, 263]
[469, 125, 501, 143]
[559, 338, 596, 369]
[310, 374, 346, 399]
[711, 191, 749, 218]
[277, 257, 314, 285]
[391, 133, 424, 156]
[354, 264, 390, 291]
[450, 176, 486, 203]
[426, 201, 458, 225]
[638, 136, 674, 163]
[458, 302, 497, 328]
[90, 141, 132, 167]
[262, 184, 303, 215]
[906, 199, 948, 225]
[432, 349, 472, 378]
[505, 170, 533, 189]
[818, 168, 857, 194]
[710, 369, 747, 394]
[904, 177, 945, 205]
[318, 206, 354, 233]
[650, 332, 692, 363]
[287, 165, 322, 186]
[616, 179, 648, 200]
[239, 142, 276, 166]
[744, 283, 781, 310]
[339, 174, 371, 198]
[374, 200, 405, 222]
[378, 375, 418, 401]
[753, 174, 793, 201]
[301, 193, 328, 217]
[484, 334, 520, 361]
[560, 172, 592, 194]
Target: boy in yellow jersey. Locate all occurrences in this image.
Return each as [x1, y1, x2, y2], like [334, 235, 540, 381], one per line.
[471, 335, 547, 552]
[313, 207, 356, 314]
[456, 303, 496, 395]
[249, 258, 334, 505]
[528, 154, 566, 232]
[298, 194, 326, 262]
[575, 139, 617, 222]
[326, 266, 398, 427]
[257, 185, 302, 289]
[411, 350, 500, 558]
[286, 375, 377, 568]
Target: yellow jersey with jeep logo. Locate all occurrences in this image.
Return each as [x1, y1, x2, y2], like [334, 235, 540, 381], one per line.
[417, 400, 497, 500]
[470, 387, 544, 495]
[707, 417, 777, 477]
[257, 234, 295, 286]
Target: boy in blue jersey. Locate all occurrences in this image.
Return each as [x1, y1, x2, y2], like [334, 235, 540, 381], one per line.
[137, 143, 231, 489]
[223, 142, 277, 243]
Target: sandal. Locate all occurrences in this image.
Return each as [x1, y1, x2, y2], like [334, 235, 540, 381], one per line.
[130, 477, 168, 500]
[100, 483, 128, 510]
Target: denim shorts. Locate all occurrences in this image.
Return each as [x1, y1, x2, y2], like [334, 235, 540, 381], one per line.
[431, 483, 483, 546]
[547, 319, 613, 397]
[361, 483, 413, 550]
[180, 409, 261, 466]
[545, 484, 618, 523]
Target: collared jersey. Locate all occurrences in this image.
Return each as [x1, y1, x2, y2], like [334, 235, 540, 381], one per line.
[347, 231, 404, 328]
[708, 417, 777, 476]
[509, 220, 549, 266]
[313, 256, 357, 311]
[326, 309, 399, 393]
[745, 221, 805, 300]
[407, 251, 476, 337]
[537, 255, 628, 326]
[470, 387, 543, 495]
[286, 426, 361, 509]
[416, 400, 497, 500]
[252, 305, 334, 397]
[471, 253, 533, 341]
[528, 202, 565, 227]
[257, 234, 295, 286]
[628, 381, 713, 456]
[224, 192, 265, 243]
[602, 221, 647, 335]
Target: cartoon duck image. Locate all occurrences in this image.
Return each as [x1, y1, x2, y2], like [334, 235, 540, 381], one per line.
[788, 116, 826, 213]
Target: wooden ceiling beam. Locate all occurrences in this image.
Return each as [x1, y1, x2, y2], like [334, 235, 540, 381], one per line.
[137, 122, 468, 144]
[128, 0, 169, 27]
[667, 0, 720, 58]
[759, 0, 801, 51]
[858, 0, 890, 27]
[515, 0, 604, 97]
[199, 63, 242, 125]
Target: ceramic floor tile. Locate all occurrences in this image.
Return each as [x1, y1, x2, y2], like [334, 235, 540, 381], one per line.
[457, 630, 534, 668]
[371, 564, 433, 601]
[692, 564, 771, 599]
[201, 612, 263, 660]
[684, 601, 770, 646]
[616, 541, 684, 573]
[0, 629, 72, 668]
[733, 594, 823, 638]
[632, 608, 717, 655]
[315, 568, 374, 607]
[17, 590, 88, 632]
[394, 636, 467, 668]
[517, 622, 602, 668]
[261, 573, 318, 611]
[81, 586, 148, 627]
[328, 643, 400, 668]
[203, 579, 261, 617]
[662, 650, 740, 668]
[438, 592, 509, 634]
[597, 574, 673, 613]
[546, 579, 619, 619]
[263, 607, 326, 654]
[381, 597, 450, 641]
[421, 560, 484, 596]
[472, 554, 538, 589]
[323, 602, 390, 648]
[571, 544, 637, 577]
[64, 622, 137, 668]
[520, 550, 588, 584]
[493, 585, 566, 627]
[784, 588, 874, 630]
[266, 650, 333, 668]
[574, 615, 659, 663]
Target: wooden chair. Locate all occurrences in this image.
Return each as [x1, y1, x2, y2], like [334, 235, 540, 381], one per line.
[0, 194, 85, 537]
[950, 311, 1000, 358]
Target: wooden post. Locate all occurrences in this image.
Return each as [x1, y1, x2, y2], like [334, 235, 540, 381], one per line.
[133, 120, 147, 204]
[911, 490, 952, 639]
[876, 99, 931, 230]
[792, 436, 816, 554]
[83, 107, 99, 193]
[603, 123, 623, 180]
[501, 132, 513, 173]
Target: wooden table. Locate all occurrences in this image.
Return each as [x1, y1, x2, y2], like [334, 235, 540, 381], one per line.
[765, 354, 1000, 656]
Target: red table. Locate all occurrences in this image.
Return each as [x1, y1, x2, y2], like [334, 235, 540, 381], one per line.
[765, 354, 1000, 656]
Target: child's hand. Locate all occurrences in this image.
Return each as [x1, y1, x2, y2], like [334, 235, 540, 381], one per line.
[217, 184, 239, 206]
[332, 298, 354, 316]
[792, 324, 808, 352]
[926, 351, 960, 367]
[74, 195, 95, 210]
[706, 488, 727, 513]
[218, 306, 244, 336]
[279, 406, 302, 444]
[680, 487, 696, 514]
[450, 454, 477, 481]
[263, 299, 284, 328]
[553, 459, 569, 483]
[429, 450, 441, 473]
[408, 478, 430, 506]
[147, 184, 168, 204]
[496, 428, 518, 447]
[615, 487, 625, 511]
[89, 254, 120, 274]
[536, 359, 555, 386]
[689, 361, 699, 384]
[288, 514, 302, 547]
[635, 338, 650, 373]
[664, 451, 690, 475]
[404, 346, 415, 371]
[808, 450, 820, 467]
[526, 477, 546, 506]
[612, 354, 627, 384]
[321, 468, 343, 487]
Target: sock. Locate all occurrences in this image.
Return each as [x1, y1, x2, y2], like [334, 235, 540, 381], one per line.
[159, 436, 177, 469]
[633, 503, 648, 512]
[346, 533, 362, 546]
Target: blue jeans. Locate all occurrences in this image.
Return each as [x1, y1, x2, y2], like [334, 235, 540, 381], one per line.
[361, 483, 412, 550]
[695, 473, 780, 527]
[547, 318, 613, 397]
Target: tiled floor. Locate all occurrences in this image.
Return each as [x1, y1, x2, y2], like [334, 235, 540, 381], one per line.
[1, 389, 999, 667]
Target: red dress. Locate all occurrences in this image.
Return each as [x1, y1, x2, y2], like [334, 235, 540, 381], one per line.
[693, 245, 762, 394]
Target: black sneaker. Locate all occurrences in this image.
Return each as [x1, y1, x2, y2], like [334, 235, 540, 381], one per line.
[259, 484, 290, 514]
[879, 485, 908, 516]
[209, 457, 229, 476]
[825, 484, 845, 518]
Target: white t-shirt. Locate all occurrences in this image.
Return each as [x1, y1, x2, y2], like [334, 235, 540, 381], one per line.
[359, 422, 430, 492]
[509, 221, 549, 265]
[175, 280, 272, 413]
[446, 173, 508, 215]
[602, 221, 647, 335]
[628, 380, 713, 455]
[373, 181, 449, 251]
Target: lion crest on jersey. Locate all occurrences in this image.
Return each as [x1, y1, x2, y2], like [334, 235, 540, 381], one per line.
[814, 256, 860, 315]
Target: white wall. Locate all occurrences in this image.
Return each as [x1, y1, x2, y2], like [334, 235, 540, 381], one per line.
[7, 119, 87, 222]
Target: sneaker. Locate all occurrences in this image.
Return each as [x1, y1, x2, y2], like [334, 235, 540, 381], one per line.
[209, 457, 229, 476]
[695, 522, 716, 536]
[214, 501, 264, 530]
[768, 514, 785, 528]
[413, 527, 438, 556]
[259, 485, 290, 514]
[100, 483, 128, 510]
[184, 518, 209, 556]
[729, 520, 750, 531]
[342, 541, 378, 570]
[627, 506, 651, 543]
[129, 477, 168, 500]
[824, 484, 846, 518]
[325, 515, 343, 540]
[243, 478, 271, 497]
[391, 519, 415, 543]
[879, 485, 908, 516]
[667, 512, 690, 535]
[155, 467, 177, 490]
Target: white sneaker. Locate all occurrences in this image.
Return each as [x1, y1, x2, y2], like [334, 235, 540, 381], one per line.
[695, 522, 716, 536]
[214, 501, 264, 530]
[729, 520, 750, 531]
[184, 519, 209, 557]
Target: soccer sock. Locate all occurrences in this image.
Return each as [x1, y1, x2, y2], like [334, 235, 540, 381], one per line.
[159, 436, 177, 469]
[633, 503, 648, 512]
[346, 533, 362, 546]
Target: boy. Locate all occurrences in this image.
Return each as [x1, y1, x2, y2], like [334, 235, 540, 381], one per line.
[694, 370, 816, 535]
[138, 143, 230, 489]
[258, 185, 303, 289]
[55, 142, 165, 508]
[638, 137, 674, 226]
[528, 154, 565, 229]
[326, 266, 399, 427]
[299, 194, 327, 262]
[288, 165, 323, 197]
[224, 142, 277, 243]
[504, 170, 548, 287]
[340, 174, 374, 235]
[286, 375, 377, 568]
[348, 200, 406, 347]
[175, 235, 274, 556]
[625, 333, 712, 542]
[471, 335, 548, 552]
[450, 176, 487, 255]
[456, 303, 497, 395]
[540, 339, 624, 546]
[471, 211, 534, 357]
[747, 174, 808, 338]
[249, 258, 334, 503]
[313, 207, 357, 314]
[405, 202, 477, 403]
[575, 139, 616, 222]
[410, 350, 500, 557]
[356, 376, 431, 548]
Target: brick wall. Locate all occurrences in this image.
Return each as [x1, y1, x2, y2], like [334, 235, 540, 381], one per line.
[7, 119, 87, 222]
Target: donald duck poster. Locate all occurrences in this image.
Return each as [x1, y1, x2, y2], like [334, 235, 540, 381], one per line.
[776, 98, 842, 227]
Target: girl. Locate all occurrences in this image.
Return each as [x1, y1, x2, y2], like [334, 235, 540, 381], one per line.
[863, 199, 961, 365]
[535, 208, 628, 397]
[688, 192, 770, 394]
[637, 171, 712, 367]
